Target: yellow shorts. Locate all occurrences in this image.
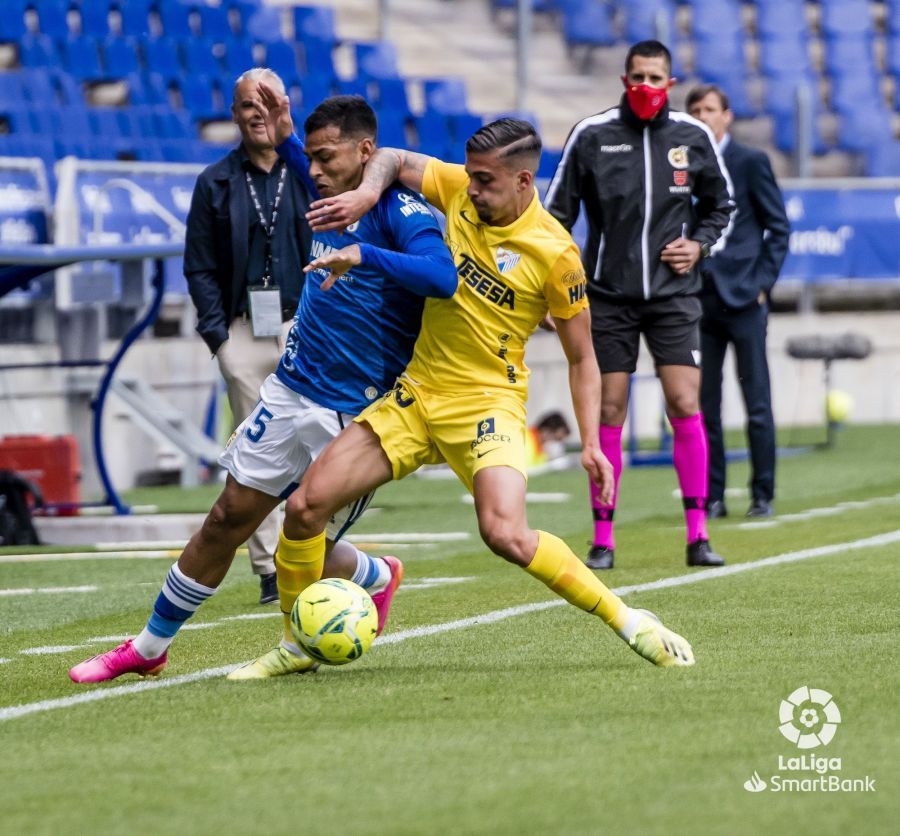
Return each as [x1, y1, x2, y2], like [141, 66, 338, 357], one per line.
[354, 379, 528, 492]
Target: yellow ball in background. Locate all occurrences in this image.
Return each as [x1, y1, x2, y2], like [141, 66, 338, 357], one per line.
[826, 390, 854, 424]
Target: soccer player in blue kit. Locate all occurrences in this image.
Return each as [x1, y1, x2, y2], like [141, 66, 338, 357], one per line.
[69, 87, 456, 683]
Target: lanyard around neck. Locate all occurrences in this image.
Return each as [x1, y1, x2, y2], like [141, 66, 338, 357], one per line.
[245, 163, 287, 284]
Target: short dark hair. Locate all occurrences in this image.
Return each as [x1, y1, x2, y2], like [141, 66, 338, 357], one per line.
[304, 95, 377, 141]
[685, 84, 730, 113]
[465, 118, 542, 169]
[625, 40, 672, 75]
[536, 411, 570, 435]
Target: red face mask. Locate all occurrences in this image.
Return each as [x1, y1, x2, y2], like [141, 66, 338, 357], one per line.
[625, 83, 668, 120]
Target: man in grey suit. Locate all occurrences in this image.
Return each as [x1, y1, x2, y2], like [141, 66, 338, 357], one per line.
[687, 84, 790, 519]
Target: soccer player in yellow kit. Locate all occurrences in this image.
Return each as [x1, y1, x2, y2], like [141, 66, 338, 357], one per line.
[231, 119, 694, 678]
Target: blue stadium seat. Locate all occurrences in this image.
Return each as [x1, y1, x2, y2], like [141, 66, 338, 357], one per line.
[34, 0, 73, 39]
[298, 73, 333, 110]
[449, 112, 483, 144]
[355, 41, 400, 80]
[55, 69, 86, 105]
[560, 0, 616, 50]
[154, 109, 195, 140]
[767, 80, 827, 154]
[299, 36, 336, 79]
[242, 4, 284, 44]
[0, 72, 28, 104]
[265, 41, 301, 80]
[178, 75, 225, 119]
[755, 0, 807, 39]
[20, 68, 57, 105]
[377, 78, 411, 118]
[223, 36, 257, 77]
[182, 38, 223, 77]
[822, 35, 876, 80]
[19, 34, 57, 69]
[620, 0, 677, 45]
[0, 106, 32, 136]
[693, 34, 749, 86]
[142, 36, 181, 78]
[491, 0, 554, 13]
[757, 33, 811, 78]
[424, 78, 469, 116]
[199, 5, 233, 42]
[691, 0, 743, 40]
[157, 3, 193, 39]
[103, 36, 140, 77]
[888, 0, 900, 35]
[835, 106, 893, 153]
[413, 112, 448, 155]
[117, 0, 153, 37]
[336, 77, 370, 99]
[375, 109, 408, 148]
[537, 148, 562, 179]
[60, 36, 104, 82]
[888, 36, 900, 77]
[865, 141, 900, 176]
[126, 71, 169, 106]
[54, 104, 93, 140]
[0, 0, 28, 43]
[79, 1, 112, 38]
[293, 5, 337, 45]
[819, 0, 873, 39]
[829, 73, 883, 116]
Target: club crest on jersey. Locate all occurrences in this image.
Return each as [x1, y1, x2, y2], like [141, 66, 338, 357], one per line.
[495, 246, 521, 274]
[673, 170, 688, 186]
[668, 145, 690, 169]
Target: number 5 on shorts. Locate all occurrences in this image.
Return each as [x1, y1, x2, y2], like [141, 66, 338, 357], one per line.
[246, 406, 274, 442]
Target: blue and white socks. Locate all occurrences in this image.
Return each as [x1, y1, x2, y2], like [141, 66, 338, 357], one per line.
[133, 563, 217, 659]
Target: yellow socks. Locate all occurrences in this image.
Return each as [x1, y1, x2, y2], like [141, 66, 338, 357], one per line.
[275, 529, 326, 644]
[524, 530, 628, 632]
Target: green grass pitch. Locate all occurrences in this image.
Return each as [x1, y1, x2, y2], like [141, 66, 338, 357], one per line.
[0, 425, 897, 834]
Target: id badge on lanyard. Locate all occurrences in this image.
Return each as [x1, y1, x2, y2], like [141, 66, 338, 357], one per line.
[246, 165, 287, 338]
[248, 282, 283, 337]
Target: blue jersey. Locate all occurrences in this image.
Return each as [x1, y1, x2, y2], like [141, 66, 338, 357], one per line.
[274, 136, 452, 414]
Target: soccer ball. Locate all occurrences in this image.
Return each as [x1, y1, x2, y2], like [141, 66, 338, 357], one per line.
[290, 578, 378, 666]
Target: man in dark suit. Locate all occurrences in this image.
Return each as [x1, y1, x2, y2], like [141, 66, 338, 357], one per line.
[185, 68, 311, 602]
[687, 84, 790, 518]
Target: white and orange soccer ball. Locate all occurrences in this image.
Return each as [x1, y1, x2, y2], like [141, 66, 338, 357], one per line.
[290, 578, 378, 666]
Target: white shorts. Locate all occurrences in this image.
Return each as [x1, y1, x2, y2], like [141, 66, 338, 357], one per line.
[219, 374, 372, 540]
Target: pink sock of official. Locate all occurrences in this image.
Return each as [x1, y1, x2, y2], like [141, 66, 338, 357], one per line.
[671, 412, 709, 543]
[590, 424, 623, 549]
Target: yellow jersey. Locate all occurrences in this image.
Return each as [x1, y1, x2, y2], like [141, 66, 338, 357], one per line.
[403, 159, 588, 401]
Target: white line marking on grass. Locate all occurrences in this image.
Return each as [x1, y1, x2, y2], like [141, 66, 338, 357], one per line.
[736, 493, 900, 529]
[0, 585, 98, 597]
[20, 645, 87, 655]
[402, 577, 473, 590]
[3, 529, 897, 722]
[0, 551, 180, 564]
[0, 666, 240, 722]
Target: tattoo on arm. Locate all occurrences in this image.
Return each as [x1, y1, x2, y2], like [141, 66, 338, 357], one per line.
[361, 149, 403, 195]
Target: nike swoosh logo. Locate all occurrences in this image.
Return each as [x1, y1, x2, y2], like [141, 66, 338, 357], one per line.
[476, 448, 501, 458]
[460, 210, 479, 226]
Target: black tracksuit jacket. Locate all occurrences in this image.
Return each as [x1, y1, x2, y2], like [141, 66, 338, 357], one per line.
[545, 95, 735, 303]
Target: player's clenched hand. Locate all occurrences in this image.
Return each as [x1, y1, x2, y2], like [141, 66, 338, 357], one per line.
[660, 237, 702, 275]
[304, 244, 362, 291]
[583, 444, 614, 505]
[254, 80, 293, 147]
[306, 185, 381, 232]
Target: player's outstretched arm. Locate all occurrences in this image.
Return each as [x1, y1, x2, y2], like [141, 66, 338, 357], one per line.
[255, 80, 294, 147]
[553, 309, 614, 504]
[306, 148, 434, 232]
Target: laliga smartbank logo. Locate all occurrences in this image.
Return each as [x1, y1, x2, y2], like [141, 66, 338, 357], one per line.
[742, 687, 876, 794]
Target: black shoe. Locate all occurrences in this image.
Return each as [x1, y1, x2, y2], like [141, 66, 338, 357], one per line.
[686, 538, 725, 567]
[586, 545, 614, 570]
[259, 572, 278, 605]
[746, 499, 774, 518]
[707, 499, 728, 519]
